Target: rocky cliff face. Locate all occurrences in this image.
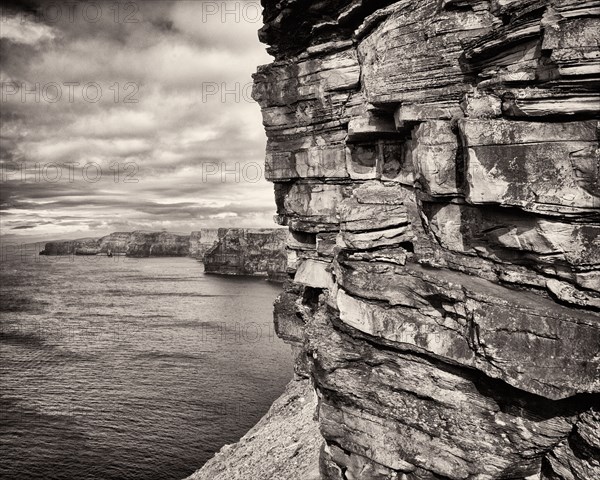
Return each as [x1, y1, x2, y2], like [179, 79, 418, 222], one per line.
[39, 237, 99, 255]
[203, 228, 288, 281]
[98, 232, 133, 254]
[189, 229, 222, 259]
[126, 231, 190, 257]
[251, 1, 600, 478]
[39, 230, 287, 278]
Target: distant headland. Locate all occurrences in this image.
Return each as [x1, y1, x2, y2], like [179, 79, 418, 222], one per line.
[39, 229, 288, 281]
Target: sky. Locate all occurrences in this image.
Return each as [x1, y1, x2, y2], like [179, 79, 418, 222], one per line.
[0, 0, 275, 244]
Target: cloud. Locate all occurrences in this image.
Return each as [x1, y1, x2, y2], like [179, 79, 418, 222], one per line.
[0, 0, 275, 242]
[0, 14, 58, 44]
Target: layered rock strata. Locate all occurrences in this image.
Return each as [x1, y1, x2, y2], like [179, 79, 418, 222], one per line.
[251, 1, 600, 478]
[203, 228, 288, 281]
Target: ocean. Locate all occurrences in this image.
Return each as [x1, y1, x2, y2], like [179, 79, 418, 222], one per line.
[0, 252, 293, 480]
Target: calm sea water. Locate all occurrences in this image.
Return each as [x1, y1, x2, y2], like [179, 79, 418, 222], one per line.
[0, 253, 293, 480]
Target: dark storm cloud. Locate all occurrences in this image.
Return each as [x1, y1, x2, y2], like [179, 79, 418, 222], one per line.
[1, 0, 274, 242]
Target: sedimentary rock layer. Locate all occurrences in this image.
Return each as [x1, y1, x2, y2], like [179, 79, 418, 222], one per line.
[251, 0, 600, 478]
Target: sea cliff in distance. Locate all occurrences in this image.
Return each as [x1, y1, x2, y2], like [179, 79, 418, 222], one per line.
[39, 229, 288, 281]
[204, 229, 288, 283]
[40, 231, 190, 257]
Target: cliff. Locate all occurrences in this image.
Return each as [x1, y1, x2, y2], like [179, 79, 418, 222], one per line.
[203, 228, 288, 281]
[125, 231, 190, 257]
[98, 232, 134, 254]
[38, 230, 287, 278]
[39, 237, 100, 255]
[39, 231, 190, 257]
[189, 229, 222, 259]
[195, 1, 600, 479]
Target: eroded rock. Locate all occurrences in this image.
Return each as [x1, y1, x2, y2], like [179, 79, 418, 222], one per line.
[208, 1, 600, 478]
[203, 228, 288, 281]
